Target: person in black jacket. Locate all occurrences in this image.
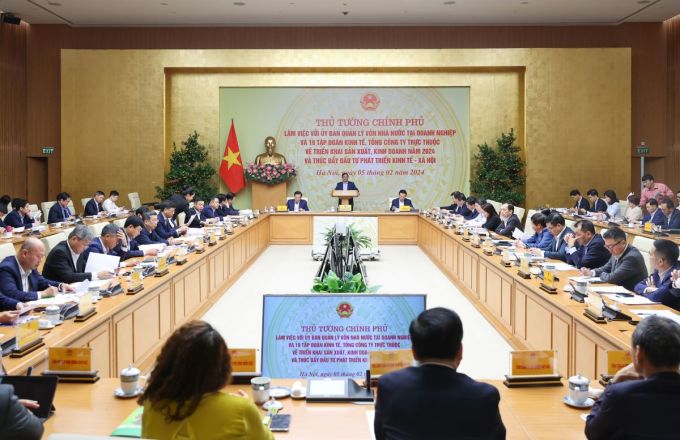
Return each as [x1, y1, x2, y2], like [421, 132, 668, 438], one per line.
[374, 308, 505, 440]
[42, 225, 114, 283]
[480, 203, 501, 231]
[167, 187, 195, 221]
[0, 383, 44, 440]
[565, 220, 611, 269]
[569, 189, 590, 214]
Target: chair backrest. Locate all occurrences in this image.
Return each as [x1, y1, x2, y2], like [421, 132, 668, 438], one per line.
[81, 198, 91, 209]
[599, 228, 608, 236]
[128, 192, 141, 210]
[41, 232, 67, 254]
[514, 206, 526, 223]
[68, 200, 76, 215]
[639, 250, 653, 275]
[62, 227, 75, 238]
[524, 209, 538, 233]
[114, 219, 126, 228]
[88, 222, 107, 237]
[488, 200, 502, 213]
[41, 201, 56, 221]
[565, 219, 576, 230]
[177, 211, 186, 226]
[618, 203, 628, 220]
[29, 204, 39, 214]
[0, 243, 16, 260]
[632, 235, 654, 254]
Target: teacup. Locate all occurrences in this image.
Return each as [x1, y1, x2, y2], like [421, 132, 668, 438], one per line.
[120, 365, 142, 395]
[251, 376, 271, 404]
[45, 305, 60, 324]
[568, 374, 590, 405]
[575, 280, 589, 295]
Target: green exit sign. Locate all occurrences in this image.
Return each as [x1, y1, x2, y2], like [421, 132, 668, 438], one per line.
[636, 146, 649, 155]
[42, 147, 55, 155]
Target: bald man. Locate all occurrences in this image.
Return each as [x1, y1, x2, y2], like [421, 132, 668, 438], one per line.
[0, 238, 75, 311]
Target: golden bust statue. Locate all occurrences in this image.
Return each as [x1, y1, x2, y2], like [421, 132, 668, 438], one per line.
[254, 136, 287, 165]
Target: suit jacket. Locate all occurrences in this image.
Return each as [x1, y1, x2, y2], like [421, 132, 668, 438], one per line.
[286, 199, 310, 212]
[168, 194, 190, 221]
[585, 372, 680, 440]
[589, 198, 607, 213]
[84, 199, 103, 216]
[574, 197, 590, 212]
[156, 214, 180, 239]
[4, 210, 33, 228]
[495, 214, 522, 238]
[0, 292, 18, 311]
[203, 206, 218, 219]
[47, 203, 72, 224]
[220, 203, 239, 216]
[594, 245, 648, 291]
[524, 228, 554, 251]
[83, 237, 115, 262]
[566, 234, 611, 269]
[0, 384, 44, 440]
[112, 234, 144, 260]
[136, 227, 168, 245]
[664, 209, 680, 229]
[482, 215, 501, 231]
[375, 365, 505, 440]
[0, 256, 59, 308]
[634, 261, 680, 311]
[644, 209, 666, 227]
[463, 208, 479, 221]
[334, 181, 358, 205]
[439, 203, 456, 211]
[42, 241, 91, 283]
[543, 227, 573, 261]
[455, 204, 471, 217]
[187, 207, 206, 228]
[390, 198, 413, 211]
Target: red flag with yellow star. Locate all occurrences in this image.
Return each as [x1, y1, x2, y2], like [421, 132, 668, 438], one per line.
[220, 120, 245, 193]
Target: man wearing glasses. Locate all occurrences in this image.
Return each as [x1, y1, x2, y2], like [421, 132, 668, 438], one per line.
[580, 227, 648, 291]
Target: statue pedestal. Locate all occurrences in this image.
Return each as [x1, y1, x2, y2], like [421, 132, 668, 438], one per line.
[251, 181, 287, 210]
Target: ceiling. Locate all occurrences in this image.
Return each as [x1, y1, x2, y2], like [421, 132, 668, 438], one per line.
[1, 0, 680, 26]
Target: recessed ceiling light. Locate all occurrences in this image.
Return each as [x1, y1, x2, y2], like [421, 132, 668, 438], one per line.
[443, 1, 456, 4]
[233, 1, 245, 5]
[160, 2, 168, 5]
[47, 1, 62, 5]
[520, 1, 529, 4]
[637, 0, 651, 3]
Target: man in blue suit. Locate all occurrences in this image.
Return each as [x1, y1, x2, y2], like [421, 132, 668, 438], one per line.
[587, 189, 608, 214]
[565, 220, 611, 269]
[203, 197, 221, 221]
[334, 172, 359, 207]
[375, 307, 505, 440]
[4, 198, 34, 228]
[530, 213, 572, 261]
[390, 189, 413, 212]
[570, 189, 590, 214]
[517, 212, 553, 251]
[83, 223, 121, 263]
[136, 212, 169, 245]
[286, 191, 309, 212]
[441, 191, 470, 217]
[644, 198, 666, 227]
[221, 192, 240, 216]
[47, 192, 74, 224]
[156, 202, 188, 240]
[0, 238, 74, 310]
[462, 196, 479, 220]
[635, 239, 680, 311]
[84, 191, 106, 216]
[659, 198, 680, 230]
[186, 199, 208, 228]
[585, 315, 680, 439]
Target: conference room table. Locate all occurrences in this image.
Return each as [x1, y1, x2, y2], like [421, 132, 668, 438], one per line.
[561, 213, 680, 245]
[42, 378, 590, 439]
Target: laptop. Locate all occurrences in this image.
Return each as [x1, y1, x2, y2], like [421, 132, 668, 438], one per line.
[0, 375, 58, 421]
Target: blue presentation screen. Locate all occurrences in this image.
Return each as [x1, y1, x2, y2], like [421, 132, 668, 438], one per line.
[261, 294, 426, 378]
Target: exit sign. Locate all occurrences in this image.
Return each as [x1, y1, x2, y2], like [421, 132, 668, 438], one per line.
[636, 146, 649, 155]
[42, 147, 55, 155]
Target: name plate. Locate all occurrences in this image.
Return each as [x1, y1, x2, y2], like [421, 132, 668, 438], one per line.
[79, 292, 94, 316]
[606, 350, 632, 375]
[130, 269, 142, 289]
[519, 256, 530, 273]
[49, 347, 92, 372]
[543, 270, 555, 289]
[229, 348, 257, 372]
[369, 349, 414, 375]
[157, 256, 168, 273]
[16, 319, 40, 350]
[644, 222, 653, 232]
[399, 205, 411, 212]
[338, 205, 352, 212]
[276, 205, 288, 212]
[510, 350, 556, 376]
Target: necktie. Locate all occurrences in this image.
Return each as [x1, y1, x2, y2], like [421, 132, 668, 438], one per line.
[63, 208, 69, 219]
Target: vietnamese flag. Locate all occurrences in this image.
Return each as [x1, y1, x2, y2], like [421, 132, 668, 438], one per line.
[219, 120, 245, 193]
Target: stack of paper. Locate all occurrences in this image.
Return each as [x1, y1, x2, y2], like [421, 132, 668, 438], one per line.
[630, 309, 680, 325]
[602, 293, 658, 305]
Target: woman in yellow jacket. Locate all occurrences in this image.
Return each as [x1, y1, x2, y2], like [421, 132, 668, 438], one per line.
[138, 320, 274, 440]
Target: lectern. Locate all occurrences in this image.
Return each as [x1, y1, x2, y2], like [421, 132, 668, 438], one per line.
[331, 190, 359, 211]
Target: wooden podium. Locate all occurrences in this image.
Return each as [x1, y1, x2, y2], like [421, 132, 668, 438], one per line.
[331, 190, 359, 211]
[251, 181, 287, 210]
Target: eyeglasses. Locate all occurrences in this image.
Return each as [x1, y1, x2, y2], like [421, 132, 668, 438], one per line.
[604, 240, 625, 251]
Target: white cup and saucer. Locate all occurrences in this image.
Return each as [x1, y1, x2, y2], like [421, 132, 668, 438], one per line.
[563, 374, 595, 408]
[38, 318, 55, 330]
[114, 365, 145, 398]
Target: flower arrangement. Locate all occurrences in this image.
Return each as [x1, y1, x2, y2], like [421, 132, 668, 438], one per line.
[244, 163, 297, 185]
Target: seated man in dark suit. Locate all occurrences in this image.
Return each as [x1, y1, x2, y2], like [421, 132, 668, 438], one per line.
[4, 198, 34, 228]
[585, 315, 680, 440]
[83, 223, 121, 262]
[390, 189, 413, 212]
[0, 238, 74, 309]
[581, 227, 648, 291]
[565, 220, 611, 269]
[530, 213, 572, 261]
[215, 193, 228, 217]
[441, 191, 470, 217]
[586, 189, 608, 215]
[168, 187, 195, 221]
[659, 198, 680, 230]
[221, 192, 240, 216]
[516, 212, 553, 251]
[287, 191, 310, 212]
[47, 192, 74, 224]
[187, 199, 208, 228]
[643, 198, 666, 227]
[495, 203, 522, 238]
[569, 189, 590, 214]
[333, 172, 360, 207]
[42, 225, 114, 283]
[375, 307, 505, 440]
[203, 196, 222, 221]
[462, 196, 479, 221]
[136, 212, 169, 245]
[84, 191, 106, 217]
[155, 202, 188, 240]
[635, 239, 680, 311]
[118, 215, 158, 260]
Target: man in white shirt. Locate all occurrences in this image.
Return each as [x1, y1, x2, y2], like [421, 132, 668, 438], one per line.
[102, 190, 120, 212]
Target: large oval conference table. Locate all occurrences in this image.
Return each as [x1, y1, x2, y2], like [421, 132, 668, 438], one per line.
[2, 211, 675, 439]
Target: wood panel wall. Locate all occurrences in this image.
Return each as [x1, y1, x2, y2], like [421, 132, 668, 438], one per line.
[666, 16, 680, 195]
[12, 23, 675, 202]
[0, 22, 28, 198]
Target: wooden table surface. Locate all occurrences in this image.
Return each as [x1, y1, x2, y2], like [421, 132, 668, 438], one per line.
[43, 378, 589, 440]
